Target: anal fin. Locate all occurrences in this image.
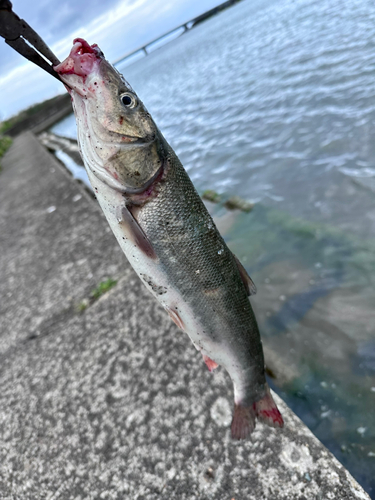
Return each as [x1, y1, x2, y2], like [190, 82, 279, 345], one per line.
[233, 254, 257, 296]
[117, 205, 157, 260]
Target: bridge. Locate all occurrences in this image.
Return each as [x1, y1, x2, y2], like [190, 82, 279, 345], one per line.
[113, 0, 239, 67]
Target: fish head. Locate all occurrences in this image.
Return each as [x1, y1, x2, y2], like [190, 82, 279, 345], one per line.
[54, 39, 164, 194]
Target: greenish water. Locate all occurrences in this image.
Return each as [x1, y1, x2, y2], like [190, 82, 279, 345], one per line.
[215, 203, 375, 491]
[52, 0, 375, 494]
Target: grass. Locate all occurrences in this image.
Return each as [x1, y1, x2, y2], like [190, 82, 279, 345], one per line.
[0, 135, 12, 171]
[90, 278, 118, 300]
[76, 278, 118, 313]
[202, 189, 221, 203]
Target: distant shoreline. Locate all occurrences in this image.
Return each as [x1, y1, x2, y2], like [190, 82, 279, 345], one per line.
[0, 93, 71, 138]
[1, 0, 243, 137]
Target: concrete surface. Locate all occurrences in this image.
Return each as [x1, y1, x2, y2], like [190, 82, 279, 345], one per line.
[0, 132, 371, 499]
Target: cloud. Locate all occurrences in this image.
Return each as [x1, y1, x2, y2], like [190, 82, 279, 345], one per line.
[10, 0, 123, 42]
[0, 0, 126, 70]
[0, 0, 221, 119]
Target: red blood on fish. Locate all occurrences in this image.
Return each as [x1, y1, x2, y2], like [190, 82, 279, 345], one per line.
[255, 405, 284, 427]
[72, 38, 97, 54]
[54, 39, 102, 81]
[231, 386, 284, 439]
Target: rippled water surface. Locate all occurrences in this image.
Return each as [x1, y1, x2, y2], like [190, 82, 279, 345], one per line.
[52, 0, 375, 494]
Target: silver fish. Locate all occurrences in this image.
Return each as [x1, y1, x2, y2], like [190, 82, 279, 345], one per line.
[55, 39, 283, 439]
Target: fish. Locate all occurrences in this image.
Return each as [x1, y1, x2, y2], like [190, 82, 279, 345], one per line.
[54, 38, 284, 439]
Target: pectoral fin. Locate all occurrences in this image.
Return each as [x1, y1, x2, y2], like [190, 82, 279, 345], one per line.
[164, 305, 185, 330]
[233, 254, 257, 296]
[117, 205, 157, 260]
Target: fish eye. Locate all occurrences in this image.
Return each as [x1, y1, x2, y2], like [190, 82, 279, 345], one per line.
[120, 93, 137, 108]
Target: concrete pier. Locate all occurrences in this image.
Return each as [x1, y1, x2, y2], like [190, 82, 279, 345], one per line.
[0, 132, 370, 499]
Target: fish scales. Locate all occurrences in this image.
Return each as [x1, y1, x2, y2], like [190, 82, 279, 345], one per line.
[55, 38, 284, 439]
[138, 147, 265, 396]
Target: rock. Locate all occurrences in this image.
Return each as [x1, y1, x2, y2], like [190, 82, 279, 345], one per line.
[224, 195, 254, 212]
[202, 189, 221, 203]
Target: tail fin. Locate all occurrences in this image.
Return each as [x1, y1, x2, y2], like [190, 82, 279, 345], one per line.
[231, 404, 256, 440]
[254, 385, 284, 428]
[231, 385, 284, 440]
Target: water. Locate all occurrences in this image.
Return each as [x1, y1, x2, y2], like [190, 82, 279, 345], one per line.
[52, 0, 375, 494]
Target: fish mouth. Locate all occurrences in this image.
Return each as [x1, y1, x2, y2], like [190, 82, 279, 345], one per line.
[56, 39, 163, 195]
[54, 38, 103, 80]
[54, 38, 104, 95]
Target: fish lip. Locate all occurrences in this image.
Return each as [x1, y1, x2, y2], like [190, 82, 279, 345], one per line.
[73, 38, 103, 56]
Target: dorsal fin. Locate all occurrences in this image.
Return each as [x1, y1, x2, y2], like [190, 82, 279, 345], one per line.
[233, 254, 257, 296]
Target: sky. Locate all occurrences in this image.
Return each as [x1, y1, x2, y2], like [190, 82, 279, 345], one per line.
[0, 0, 222, 120]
